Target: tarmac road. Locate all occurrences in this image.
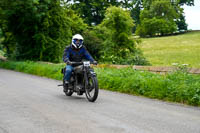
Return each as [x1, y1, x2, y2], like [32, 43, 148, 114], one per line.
[0, 68, 200, 133]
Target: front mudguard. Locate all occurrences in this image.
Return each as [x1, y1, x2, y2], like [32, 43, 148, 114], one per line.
[88, 68, 97, 77]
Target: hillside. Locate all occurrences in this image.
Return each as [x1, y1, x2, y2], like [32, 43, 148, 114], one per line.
[140, 31, 200, 68]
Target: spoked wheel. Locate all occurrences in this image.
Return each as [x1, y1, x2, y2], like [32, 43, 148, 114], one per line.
[63, 80, 73, 96]
[85, 76, 99, 102]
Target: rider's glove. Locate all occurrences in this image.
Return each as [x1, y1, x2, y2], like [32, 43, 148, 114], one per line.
[66, 61, 72, 65]
[92, 61, 98, 65]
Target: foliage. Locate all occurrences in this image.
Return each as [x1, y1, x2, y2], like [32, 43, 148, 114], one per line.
[96, 67, 200, 106]
[97, 6, 149, 65]
[65, 9, 88, 35]
[82, 28, 103, 60]
[0, 1, 16, 58]
[143, 0, 194, 7]
[0, 61, 64, 80]
[70, 0, 109, 25]
[172, 63, 190, 73]
[130, 0, 142, 32]
[0, 61, 200, 106]
[136, 17, 177, 37]
[178, 0, 194, 6]
[69, 0, 138, 26]
[33, 1, 72, 63]
[136, 0, 178, 37]
[0, 0, 87, 62]
[0, 32, 16, 58]
[0, 0, 195, 63]
[176, 11, 188, 31]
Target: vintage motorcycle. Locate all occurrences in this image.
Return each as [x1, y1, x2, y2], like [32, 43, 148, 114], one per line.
[59, 61, 99, 102]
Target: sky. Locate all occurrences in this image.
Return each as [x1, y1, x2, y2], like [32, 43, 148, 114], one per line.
[183, 0, 200, 30]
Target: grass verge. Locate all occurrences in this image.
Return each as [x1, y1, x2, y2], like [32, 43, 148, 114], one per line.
[0, 60, 200, 106]
[140, 31, 200, 68]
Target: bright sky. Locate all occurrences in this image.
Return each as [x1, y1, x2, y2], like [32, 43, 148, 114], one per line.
[183, 0, 200, 30]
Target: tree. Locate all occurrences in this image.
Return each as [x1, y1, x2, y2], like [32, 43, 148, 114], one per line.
[70, 0, 109, 25]
[130, 0, 143, 31]
[0, 0, 52, 60]
[69, 0, 139, 26]
[98, 6, 148, 65]
[174, 0, 193, 31]
[178, 0, 194, 6]
[0, 0, 87, 62]
[176, 10, 188, 31]
[0, 0, 17, 57]
[136, 0, 178, 37]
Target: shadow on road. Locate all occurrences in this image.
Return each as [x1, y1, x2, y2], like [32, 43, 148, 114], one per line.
[55, 93, 86, 101]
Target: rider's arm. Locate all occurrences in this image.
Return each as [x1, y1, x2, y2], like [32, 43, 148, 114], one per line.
[63, 46, 70, 63]
[83, 46, 95, 62]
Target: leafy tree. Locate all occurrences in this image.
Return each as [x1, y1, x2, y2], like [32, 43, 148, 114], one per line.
[0, 0, 16, 57]
[70, 0, 110, 25]
[178, 0, 194, 6]
[176, 12, 188, 31]
[142, 0, 154, 9]
[98, 6, 148, 65]
[130, 0, 142, 31]
[0, 0, 52, 60]
[136, 0, 178, 37]
[65, 9, 87, 35]
[82, 28, 103, 60]
[33, 1, 72, 62]
[142, 0, 194, 7]
[0, 0, 87, 62]
[141, 0, 194, 33]
[69, 0, 140, 26]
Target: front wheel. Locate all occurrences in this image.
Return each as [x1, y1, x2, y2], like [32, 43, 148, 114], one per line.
[85, 76, 99, 102]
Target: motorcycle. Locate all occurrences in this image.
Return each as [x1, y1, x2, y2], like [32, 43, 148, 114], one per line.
[59, 61, 99, 102]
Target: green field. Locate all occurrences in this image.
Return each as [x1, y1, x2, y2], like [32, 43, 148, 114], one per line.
[140, 31, 200, 68]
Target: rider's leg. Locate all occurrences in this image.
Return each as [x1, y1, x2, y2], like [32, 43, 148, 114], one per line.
[64, 65, 73, 83]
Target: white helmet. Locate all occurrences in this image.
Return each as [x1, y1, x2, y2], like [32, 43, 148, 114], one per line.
[72, 34, 84, 49]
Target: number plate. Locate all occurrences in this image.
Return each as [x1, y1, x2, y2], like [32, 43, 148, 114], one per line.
[83, 61, 90, 67]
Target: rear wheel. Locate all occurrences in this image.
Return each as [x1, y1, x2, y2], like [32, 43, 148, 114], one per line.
[85, 76, 99, 102]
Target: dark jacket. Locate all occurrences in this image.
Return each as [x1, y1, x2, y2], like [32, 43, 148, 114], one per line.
[63, 45, 94, 66]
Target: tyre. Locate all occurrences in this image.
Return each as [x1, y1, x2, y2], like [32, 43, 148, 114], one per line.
[85, 76, 99, 102]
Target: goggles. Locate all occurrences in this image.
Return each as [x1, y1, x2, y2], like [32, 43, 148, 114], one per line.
[73, 39, 83, 45]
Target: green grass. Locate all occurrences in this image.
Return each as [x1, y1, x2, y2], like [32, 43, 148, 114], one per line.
[0, 61, 200, 106]
[0, 61, 65, 80]
[97, 67, 200, 106]
[140, 31, 200, 68]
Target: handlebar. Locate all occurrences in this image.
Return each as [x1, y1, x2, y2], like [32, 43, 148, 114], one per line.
[67, 61, 97, 65]
[70, 62, 83, 65]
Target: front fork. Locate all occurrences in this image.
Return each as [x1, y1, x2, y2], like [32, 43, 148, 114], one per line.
[83, 69, 89, 90]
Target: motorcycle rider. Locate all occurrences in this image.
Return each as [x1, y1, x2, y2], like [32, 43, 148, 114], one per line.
[63, 34, 97, 87]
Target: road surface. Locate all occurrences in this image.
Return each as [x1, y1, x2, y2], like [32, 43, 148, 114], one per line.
[0, 68, 200, 133]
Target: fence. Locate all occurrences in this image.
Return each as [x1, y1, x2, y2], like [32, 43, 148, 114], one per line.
[109, 65, 200, 74]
